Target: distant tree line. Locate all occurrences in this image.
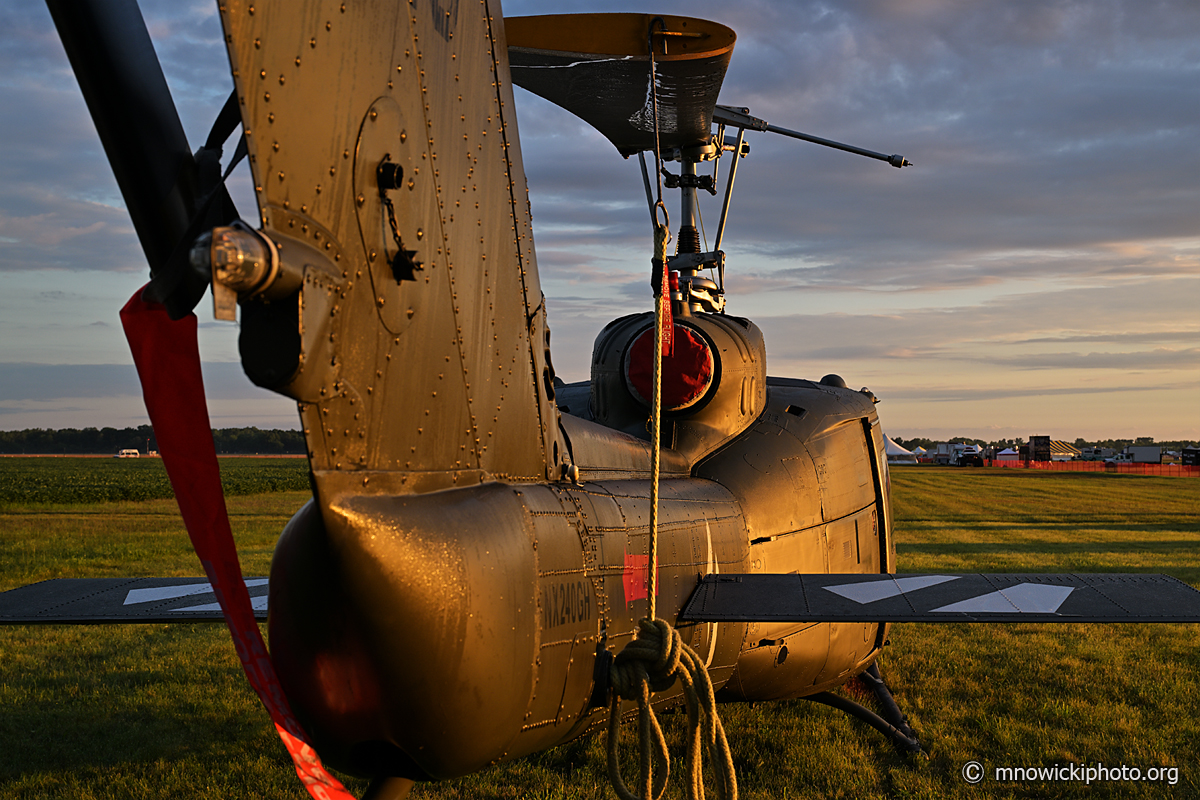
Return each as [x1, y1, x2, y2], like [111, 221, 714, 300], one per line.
[0, 426, 306, 455]
[893, 435, 1196, 452]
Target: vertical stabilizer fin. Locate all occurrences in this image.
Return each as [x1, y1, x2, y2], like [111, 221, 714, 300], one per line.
[219, 0, 561, 494]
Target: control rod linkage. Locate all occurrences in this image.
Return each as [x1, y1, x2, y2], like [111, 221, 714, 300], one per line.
[713, 105, 911, 168]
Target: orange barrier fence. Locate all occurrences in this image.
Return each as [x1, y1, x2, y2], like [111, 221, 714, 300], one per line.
[986, 459, 1200, 477]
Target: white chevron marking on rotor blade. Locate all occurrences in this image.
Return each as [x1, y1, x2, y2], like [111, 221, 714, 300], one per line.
[173, 594, 269, 614]
[123, 578, 269, 606]
[824, 575, 961, 605]
[930, 583, 1075, 614]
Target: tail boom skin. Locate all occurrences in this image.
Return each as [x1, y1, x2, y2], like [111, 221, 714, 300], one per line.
[268, 376, 894, 779]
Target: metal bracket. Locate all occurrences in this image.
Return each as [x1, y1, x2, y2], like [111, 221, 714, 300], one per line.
[661, 169, 715, 194]
[712, 105, 768, 131]
[377, 155, 422, 283]
[588, 640, 614, 708]
[668, 250, 724, 272]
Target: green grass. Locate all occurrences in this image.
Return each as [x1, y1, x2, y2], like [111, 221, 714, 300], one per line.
[892, 467, 1200, 582]
[0, 492, 310, 591]
[1, 466, 1198, 798]
[0, 457, 309, 506]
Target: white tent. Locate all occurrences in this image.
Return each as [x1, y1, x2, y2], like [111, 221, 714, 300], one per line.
[884, 435, 918, 465]
[996, 447, 1019, 462]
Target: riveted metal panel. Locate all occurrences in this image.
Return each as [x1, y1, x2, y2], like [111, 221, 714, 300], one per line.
[808, 419, 874, 523]
[513, 485, 595, 741]
[269, 484, 538, 779]
[721, 623, 828, 702]
[220, 0, 561, 493]
[577, 478, 748, 686]
[558, 412, 690, 482]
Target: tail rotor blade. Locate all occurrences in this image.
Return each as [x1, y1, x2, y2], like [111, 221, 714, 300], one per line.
[46, 0, 216, 317]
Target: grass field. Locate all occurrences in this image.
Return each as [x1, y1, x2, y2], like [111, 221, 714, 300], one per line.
[0, 456, 309, 506]
[1, 466, 1197, 799]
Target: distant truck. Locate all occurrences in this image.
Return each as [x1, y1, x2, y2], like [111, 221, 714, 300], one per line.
[1080, 447, 1114, 461]
[113, 449, 140, 458]
[933, 443, 956, 465]
[934, 442, 982, 466]
[956, 444, 984, 467]
[1125, 446, 1162, 464]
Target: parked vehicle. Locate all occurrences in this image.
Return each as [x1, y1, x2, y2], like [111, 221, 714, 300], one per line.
[933, 442, 983, 466]
[1126, 446, 1162, 464]
[956, 444, 984, 467]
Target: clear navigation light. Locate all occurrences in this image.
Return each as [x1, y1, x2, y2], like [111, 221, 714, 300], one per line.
[211, 226, 271, 292]
[190, 223, 278, 322]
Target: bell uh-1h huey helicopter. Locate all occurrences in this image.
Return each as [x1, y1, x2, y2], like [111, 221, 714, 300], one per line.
[4, 2, 1200, 799]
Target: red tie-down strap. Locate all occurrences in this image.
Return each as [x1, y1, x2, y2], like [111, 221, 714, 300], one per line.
[660, 263, 676, 358]
[120, 287, 354, 800]
[651, 223, 674, 358]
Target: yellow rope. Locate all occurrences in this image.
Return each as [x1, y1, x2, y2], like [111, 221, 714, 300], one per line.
[607, 620, 738, 800]
[604, 224, 738, 800]
[649, 222, 669, 622]
[604, 22, 737, 799]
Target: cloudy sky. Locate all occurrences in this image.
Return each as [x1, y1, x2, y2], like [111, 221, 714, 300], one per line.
[1, 0, 1196, 442]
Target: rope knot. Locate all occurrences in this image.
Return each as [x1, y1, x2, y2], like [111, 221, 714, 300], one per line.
[610, 618, 681, 700]
[606, 617, 738, 800]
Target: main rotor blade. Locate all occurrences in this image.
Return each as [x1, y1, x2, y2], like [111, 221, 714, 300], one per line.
[46, 0, 212, 316]
[507, 14, 737, 155]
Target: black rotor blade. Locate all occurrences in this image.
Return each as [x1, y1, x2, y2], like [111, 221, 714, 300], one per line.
[46, 0, 222, 317]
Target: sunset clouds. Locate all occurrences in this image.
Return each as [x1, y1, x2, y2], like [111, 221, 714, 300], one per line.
[0, 0, 1195, 439]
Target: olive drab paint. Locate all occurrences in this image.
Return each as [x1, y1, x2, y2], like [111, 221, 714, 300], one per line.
[220, 0, 891, 785]
[222, 0, 560, 490]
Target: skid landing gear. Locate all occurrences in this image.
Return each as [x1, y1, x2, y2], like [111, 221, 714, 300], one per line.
[804, 664, 924, 755]
[362, 776, 416, 800]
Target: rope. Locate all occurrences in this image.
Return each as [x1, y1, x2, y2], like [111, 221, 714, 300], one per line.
[650, 222, 669, 621]
[648, 19, 671, 625]
[606, 620, 738, 800]
[648, 17, 670, 236]
[602, 21, 737, 800]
